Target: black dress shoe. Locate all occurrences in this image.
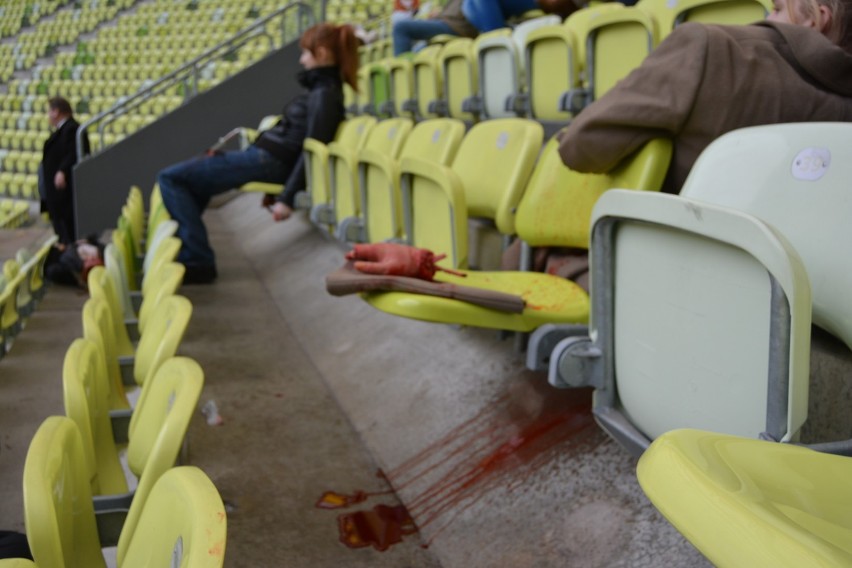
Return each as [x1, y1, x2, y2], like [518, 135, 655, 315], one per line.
[182, 264, 218, 285]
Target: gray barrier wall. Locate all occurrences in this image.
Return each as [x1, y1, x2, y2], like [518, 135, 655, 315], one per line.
[73, 40, 302, 237]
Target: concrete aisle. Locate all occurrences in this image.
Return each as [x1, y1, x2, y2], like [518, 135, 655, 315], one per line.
[0, 285, 87, 531]
[210, 193, 710, 568]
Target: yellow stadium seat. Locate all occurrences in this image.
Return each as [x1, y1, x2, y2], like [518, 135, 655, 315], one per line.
[358, 118, 466, 244]
[333, 117, 413, 242]
[638, 429, 852, 568]
[362, 136, 671, 331]
[306, 116, 376, 230]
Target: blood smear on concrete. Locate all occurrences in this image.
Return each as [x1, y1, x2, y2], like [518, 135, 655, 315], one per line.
[320, 381, 600, 551]
[337, 504, 417, 551]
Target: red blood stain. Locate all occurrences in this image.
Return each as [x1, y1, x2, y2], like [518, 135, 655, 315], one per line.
[319, 380, 601, 551]
[337, 504, 418, 551]
[316, 489, 392, 509]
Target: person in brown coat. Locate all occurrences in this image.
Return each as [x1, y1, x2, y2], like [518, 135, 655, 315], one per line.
[558, 0, 852, 193]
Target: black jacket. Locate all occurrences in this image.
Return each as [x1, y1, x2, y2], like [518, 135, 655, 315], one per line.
[254, 66, 345, 207]
[42, 117, 85, 197]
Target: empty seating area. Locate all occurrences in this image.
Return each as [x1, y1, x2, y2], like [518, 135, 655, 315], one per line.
[0, 187, 229, 565]
[0, 232, 56, 360]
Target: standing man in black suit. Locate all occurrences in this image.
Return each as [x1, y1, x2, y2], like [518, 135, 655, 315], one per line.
[41, 96, 88, 245]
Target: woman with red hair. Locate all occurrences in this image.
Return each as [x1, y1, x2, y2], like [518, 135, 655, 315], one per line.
[158, 23, 359, 284]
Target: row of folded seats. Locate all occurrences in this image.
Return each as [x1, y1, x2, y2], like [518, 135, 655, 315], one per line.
[243, 109, 852, 561]
[1, 186, 228, 567]
[0, 233, 55, 361]
[349, 0, 770, 123]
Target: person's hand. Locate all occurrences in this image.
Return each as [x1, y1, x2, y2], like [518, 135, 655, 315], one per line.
[54, 171, 66, 190]
[270, 201, 292, 222]
[261, 194, 276, 209]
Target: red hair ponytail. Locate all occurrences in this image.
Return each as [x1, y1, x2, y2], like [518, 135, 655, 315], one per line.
[299, 23, 360, 91]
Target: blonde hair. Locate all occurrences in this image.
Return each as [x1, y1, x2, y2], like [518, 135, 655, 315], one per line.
[299, 23, 360, 90]
[793, 0, 852, 51]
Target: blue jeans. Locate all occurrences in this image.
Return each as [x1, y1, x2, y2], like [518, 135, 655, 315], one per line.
[158, 146, 292, 266]
[462, 0, 537, 32]
[392, 19, 456, 55]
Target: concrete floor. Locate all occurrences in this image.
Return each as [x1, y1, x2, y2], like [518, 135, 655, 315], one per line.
[0, 195, 711, 567]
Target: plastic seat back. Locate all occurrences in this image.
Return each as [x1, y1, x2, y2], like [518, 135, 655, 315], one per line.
[104, 243, 135, 321]
[82, 297, 129, 410]
[440, 38, 477, 121]
[412, 44, 444, 119]
[89, 264, 136, 359]
[475, 29, 517, 119]
[141, 219, 178, 274]
[138, 262, 185, 334]
[14, 249, 33, 316]
[140, 236, 181, 297]
[585, 7, 658, 102]
[563, 2, 625, 69]
[637, 0, 770, 37]
[1, 259, 21, 337]
[117, 357, 204, 565]
[587, 189, 810, 453]
[367, 61, 391, 116]
[523, 24, 579, 121]
[356, 65, 371, 114]
[30, 235, 58, 301]
[112, 220, 138, 292]
[305, 116, 376, 216]
[0, 559, 37, 567]
[340, 118, 414, 237]
[62, 338, 128, 496]
[23, 416, 107, 568]
[121, 466, 226, 568]
[132, 294, 192, 388]
[404, 118, 544, 268]
[515, 136, 672, 248]
[680, 122, 852, 350]
[331, 118, 407, 229]
[387, 55, 415, 118]
[360, 118, 465, 243]
[638, 428, 852, 566]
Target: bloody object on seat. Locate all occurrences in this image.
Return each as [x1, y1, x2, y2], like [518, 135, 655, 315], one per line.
[345, 243, 466, 281]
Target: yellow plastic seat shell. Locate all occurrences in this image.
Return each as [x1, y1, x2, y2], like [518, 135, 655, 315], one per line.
[121, 466, 226, 568]
[638, 428, 852, 567]
[63, 338, 128, 496]
[0, 560, 37, 567]
[362, 137, 671, 330]
[24, 416, 107, 568]
[365, 270, 590, 331]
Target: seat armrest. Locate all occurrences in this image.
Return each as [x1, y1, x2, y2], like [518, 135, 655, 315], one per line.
[94, 506, 130, 547]
[303, 138, 330, 161]
[118, 355, 135, 385]
[109, 408, 133, 444]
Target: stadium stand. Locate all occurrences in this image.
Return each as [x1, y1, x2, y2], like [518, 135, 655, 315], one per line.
[1, 0, 847, 565]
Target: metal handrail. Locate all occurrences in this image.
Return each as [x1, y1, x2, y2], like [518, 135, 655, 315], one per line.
[77, 1, 316, 161]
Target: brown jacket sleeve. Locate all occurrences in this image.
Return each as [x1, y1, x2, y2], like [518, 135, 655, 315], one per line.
[558, 23, 709, 174]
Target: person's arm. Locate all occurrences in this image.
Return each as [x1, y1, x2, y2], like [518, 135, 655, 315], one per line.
[558, 23, 709, 174]
[536, 0, 578, 18]
[277, 88, 343, 207]
[57, 124, 79, 178]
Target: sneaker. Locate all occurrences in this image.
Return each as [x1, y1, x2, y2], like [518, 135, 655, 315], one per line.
[182, 264, 217, 285]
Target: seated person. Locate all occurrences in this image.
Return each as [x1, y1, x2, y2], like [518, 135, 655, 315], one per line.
[393, 0, 478, 55]
[506, 0, 852, 289]
[157, 23, 359, 284]
[464, 0, 579, 32]
[393, 0, 579, 55]
[558, 0, 852, 193]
